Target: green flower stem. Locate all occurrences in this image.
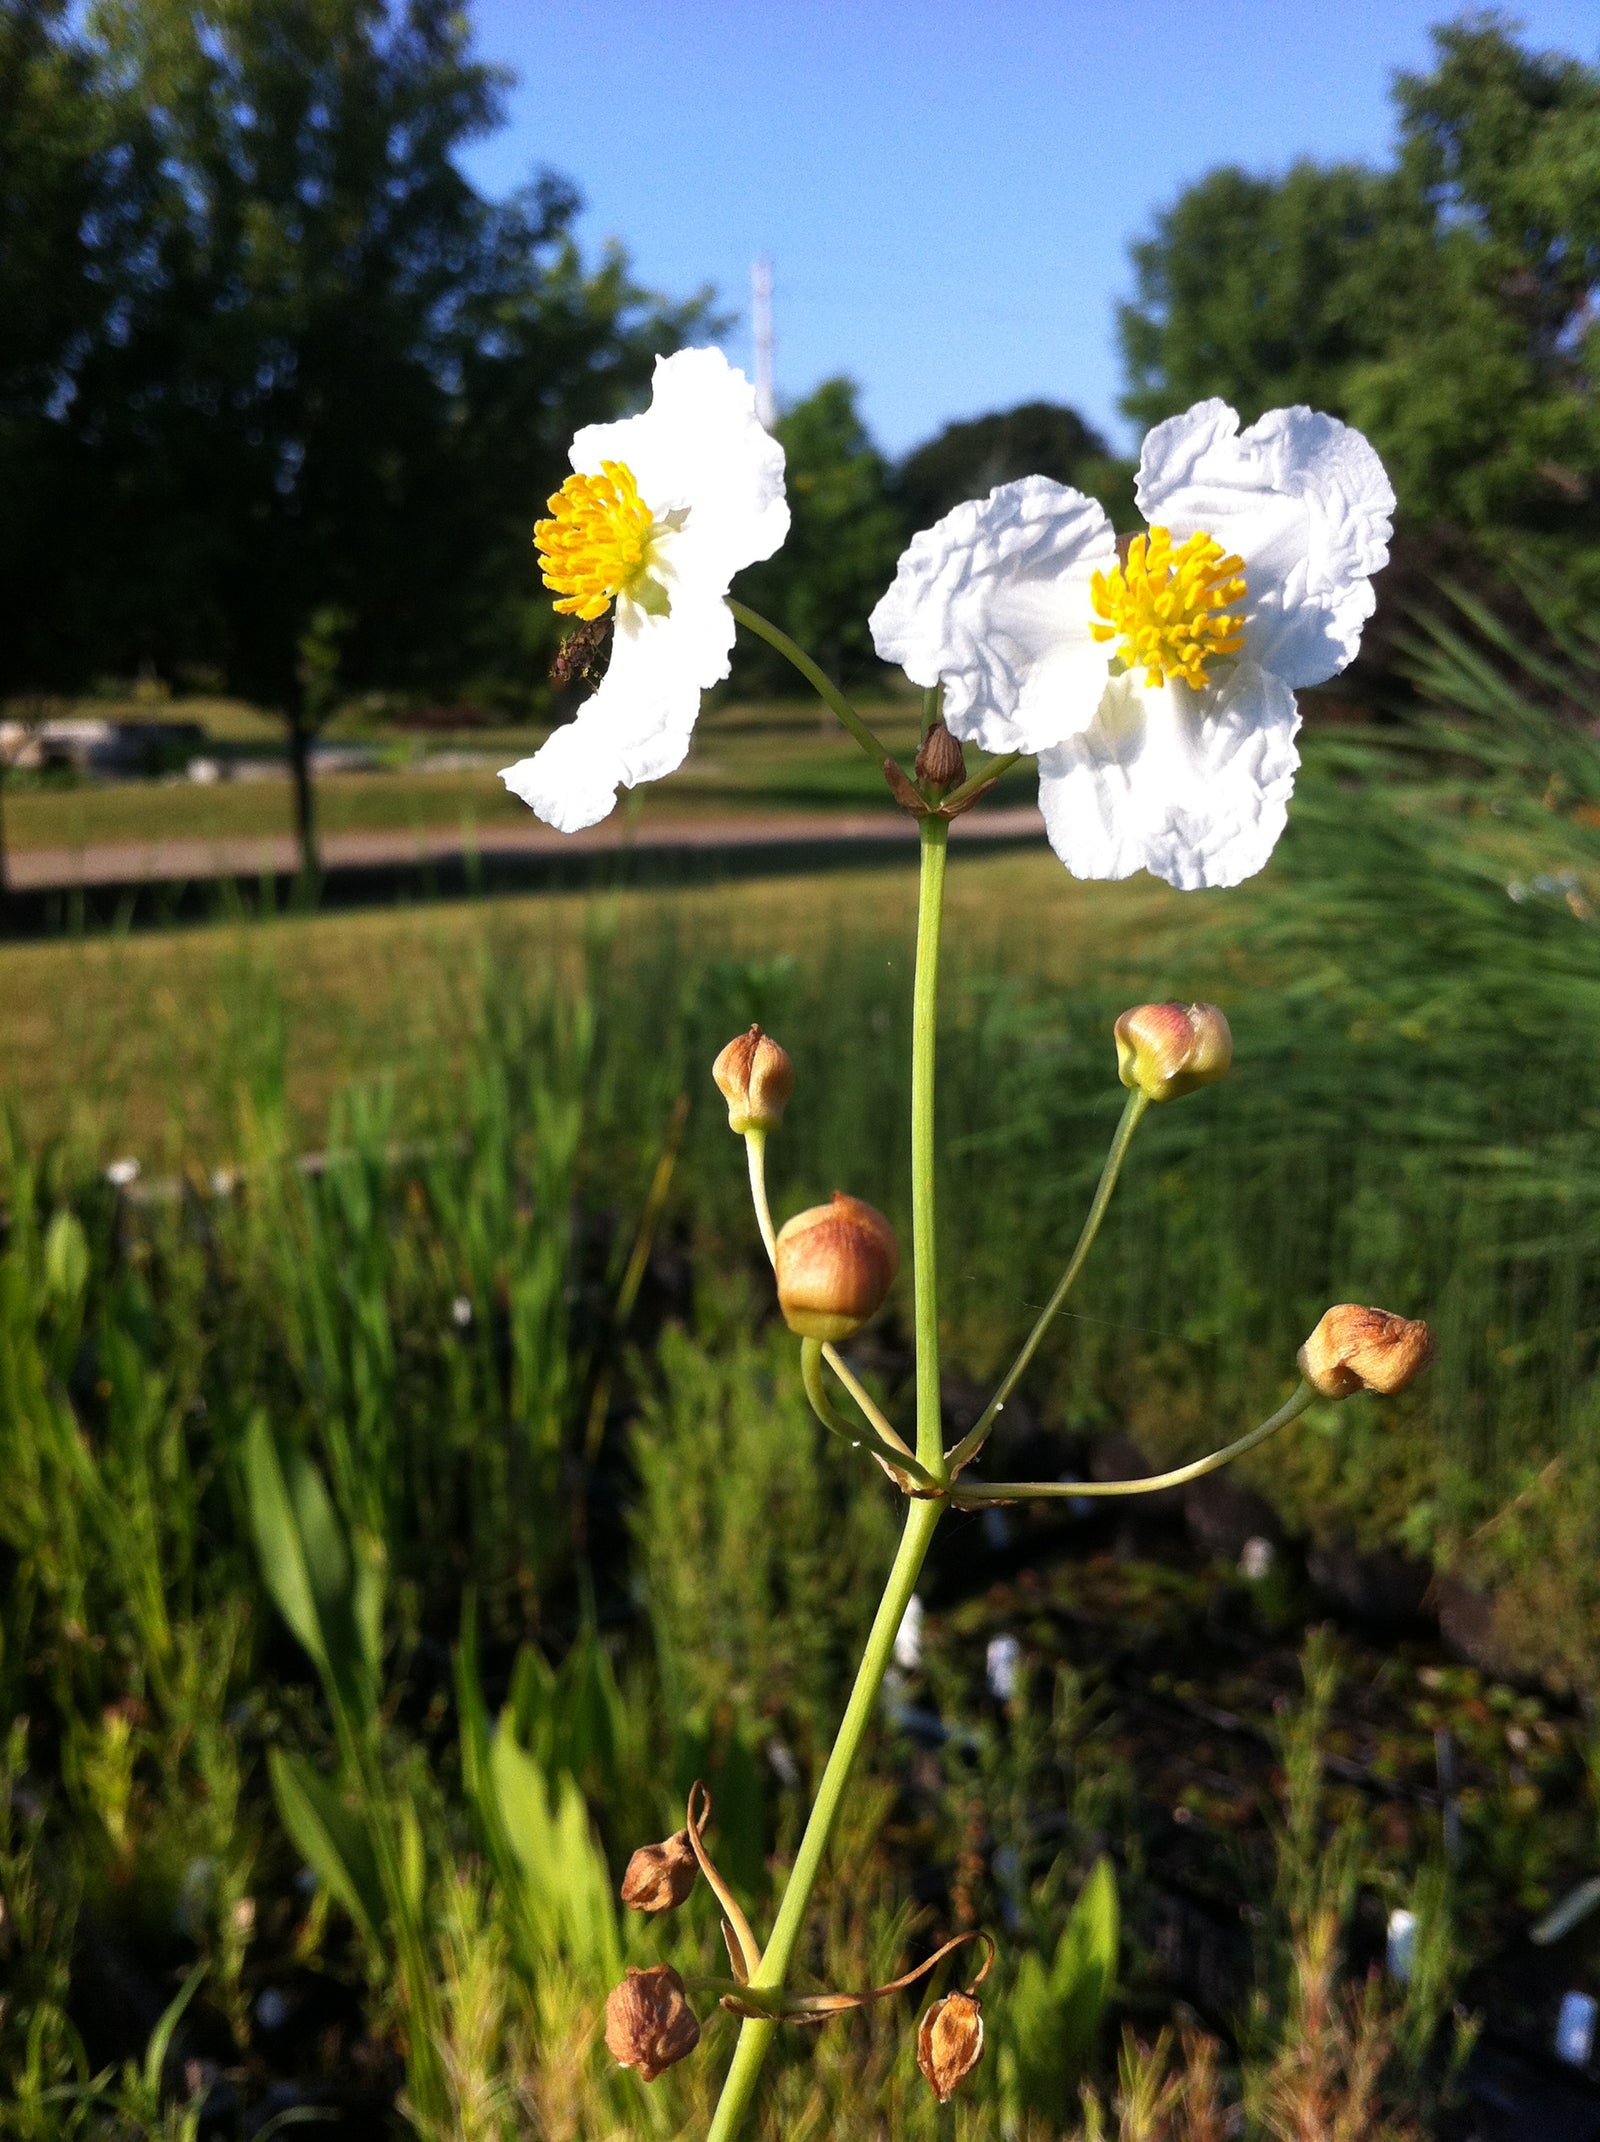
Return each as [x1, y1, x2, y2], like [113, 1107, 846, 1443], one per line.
[744, 1127, 777, 1260]
[703, 1497, 943, 2142]
[947, 1380, 1318, 1504]
[943, 748, 1022, 812]
[912, 815, 950, 1476]
[799, 1338, 937, 1489]
[705, 815, 954, 2142]
[744, 1130, 914, 1461]
[946, 1087, 1149, 1475]
[728, 600, 893, 764]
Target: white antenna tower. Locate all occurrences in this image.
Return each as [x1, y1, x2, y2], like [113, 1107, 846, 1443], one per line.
[752, 255, 776, 428]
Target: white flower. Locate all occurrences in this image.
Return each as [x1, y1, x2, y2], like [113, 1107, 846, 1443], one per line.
[870, 399, 1394, 890]
[500, 348, 788, 833]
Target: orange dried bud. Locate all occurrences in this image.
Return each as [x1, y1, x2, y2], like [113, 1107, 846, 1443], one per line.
[712, 1025, 795, 1135]
[775, 1192, 899, 1342]
[1114, 1001, 1232, 1103]
[620, 1828, 699, 1913]
[604, 1964, 701, 2082]
[914, 719, 967, 796]
[1298, 1304, 1435, 1400]
[917, 1991, 985, 2101]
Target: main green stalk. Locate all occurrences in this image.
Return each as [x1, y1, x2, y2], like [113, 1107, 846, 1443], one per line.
[704, 817, 951, 2142]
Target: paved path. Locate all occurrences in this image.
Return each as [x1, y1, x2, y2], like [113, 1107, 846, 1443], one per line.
[5, 803, 1048, 892]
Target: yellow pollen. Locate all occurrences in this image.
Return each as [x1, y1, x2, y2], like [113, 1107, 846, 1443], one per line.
[535, 460, 658, 620]
[1089, 526, 1247, 690]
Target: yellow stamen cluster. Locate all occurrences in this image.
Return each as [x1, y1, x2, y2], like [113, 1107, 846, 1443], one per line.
[535, 460, 656, 620]
[1090, 526, 1247, 690]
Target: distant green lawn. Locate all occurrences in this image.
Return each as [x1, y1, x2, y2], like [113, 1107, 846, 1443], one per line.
[2, 694, 976, 852]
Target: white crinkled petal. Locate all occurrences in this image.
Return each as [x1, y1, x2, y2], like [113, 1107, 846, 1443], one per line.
[499, 593, 728, 833]
[505, 347, 787, 833]
[1036, 661, 1301, 891]
[1136, 400, 1394, 690]
[869, 478, 1116, 755]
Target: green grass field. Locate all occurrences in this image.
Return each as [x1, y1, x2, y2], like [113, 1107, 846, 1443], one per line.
[7, 656, 1600, 2134]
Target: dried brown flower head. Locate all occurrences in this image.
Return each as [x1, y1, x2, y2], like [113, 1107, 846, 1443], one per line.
[774, 1192, 900, 1341]
[917, 1991, 985, 2101]
[603, 1964, 701, 2082]
[712, 1025, 795, 1135]
[1114, 1001, 1232, 1103]
[1298, 1304, 1435, 1400]
[620, 1828, 699, 1913]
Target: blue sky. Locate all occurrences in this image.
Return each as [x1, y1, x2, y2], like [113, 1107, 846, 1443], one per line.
[461, 1, 1599, 459]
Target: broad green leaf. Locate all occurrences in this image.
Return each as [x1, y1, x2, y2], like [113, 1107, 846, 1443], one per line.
[267, 1748, 386, 1949]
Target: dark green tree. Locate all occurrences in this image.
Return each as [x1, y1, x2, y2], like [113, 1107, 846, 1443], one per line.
[1119, 16, 1600, 565]
[897, 400, 1133, 532]
[0, 0, 703, 872]
[733, 377, 905, 689]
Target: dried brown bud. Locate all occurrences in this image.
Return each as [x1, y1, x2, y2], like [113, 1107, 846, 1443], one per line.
[1298, 1304, 1435, 1401]
[914, 719, 967, 796]
[1114, 1001, 1232, 1103]
[620, 1829, 699, 1913]
[604, 1964, 701, 2082]
[712, 1025, 795, 1136]
[775, 1192, 899, 1341]
[917, 1991, 985, 2101]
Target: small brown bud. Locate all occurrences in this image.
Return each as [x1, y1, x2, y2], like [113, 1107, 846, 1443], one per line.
[712, 1025, 795, 1135]
[1298, 1304, 1435, 1400]
[604, 1964, 701, 2082]
[914, 719, 967, 796]
[1114, 1001, 1232, 1103]
[917, 1991, 985, 2101]
[620, 1829, 698, 1913]
[775, 1192, 899, 1341]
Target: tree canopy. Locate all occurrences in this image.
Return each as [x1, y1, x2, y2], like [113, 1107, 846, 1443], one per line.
[0, 0, 705, 713]
[1120, 16, 1600, 566]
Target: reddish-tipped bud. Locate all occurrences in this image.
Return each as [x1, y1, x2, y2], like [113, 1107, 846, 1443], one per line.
[713, 1025, 795, 1136]
[775, 1192, 899, 1341]
[620, 1829, 699, 1913]
[604, 1965, 701, 2081]
[1298, 1305, 1434, 1400]
[1114, 1001, 1232, 1103]
[917, 1992, 985, 2101]
[914, 719, 967, 796]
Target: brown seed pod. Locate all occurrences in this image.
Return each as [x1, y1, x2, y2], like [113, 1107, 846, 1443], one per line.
[1114, 1001, 1232, 1103]
[712, 1025, 795, 1135]
[914, 719, 967, 796]
[774, 1192, 900, 1342]
[1298, 1304, 1435, 1400]
[917, 1990, 985, 2101]
[620, 1827, 699, 1913]
[603, 1964, 701, 2082]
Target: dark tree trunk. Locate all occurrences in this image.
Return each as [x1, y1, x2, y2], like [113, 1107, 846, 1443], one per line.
[286, 705, 319, 882]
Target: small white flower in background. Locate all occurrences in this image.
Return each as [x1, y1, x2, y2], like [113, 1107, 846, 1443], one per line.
[870, 399, 1394, 890]
[893, 1594, 925, 1672]
[500, 347, 789, 833]
[105, 1157, 140, 1189]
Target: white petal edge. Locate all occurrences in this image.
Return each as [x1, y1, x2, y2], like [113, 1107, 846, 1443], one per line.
[869, 478, 1116, 755]
[1136, 399, 1394, 690]
[1036, 660, 1301, 891]
[499, 592, 729, 833]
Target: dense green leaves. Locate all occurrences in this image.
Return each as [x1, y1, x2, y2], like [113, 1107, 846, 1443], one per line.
[1120, 18, 1600, 571]
[0, 0, 703, 721]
